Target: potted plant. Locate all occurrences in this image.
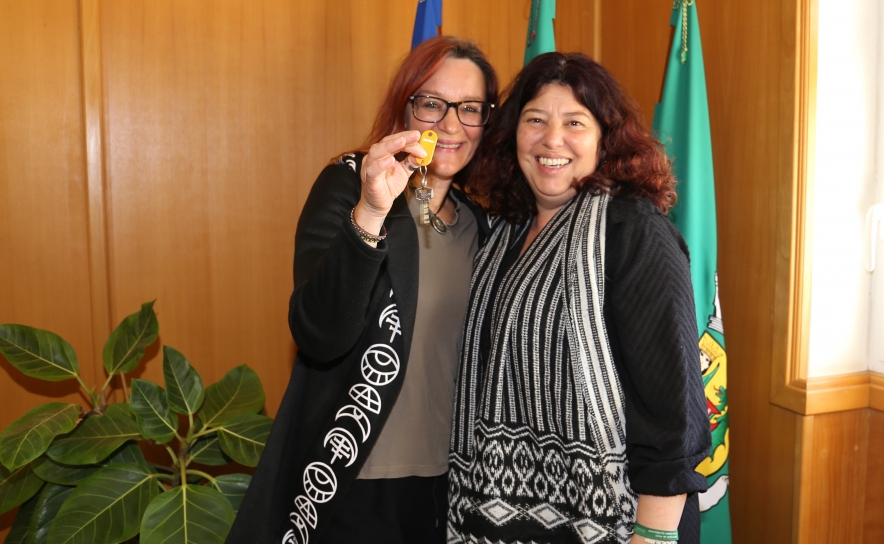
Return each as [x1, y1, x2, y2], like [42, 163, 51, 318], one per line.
[0, 302, 272, 544]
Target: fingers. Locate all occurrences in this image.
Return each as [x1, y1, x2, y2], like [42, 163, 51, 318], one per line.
[362, 131, 426, 181]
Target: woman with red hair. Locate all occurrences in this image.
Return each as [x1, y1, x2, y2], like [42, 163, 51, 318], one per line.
[448, 53, 710, 544]
[227, 37, 497, 544]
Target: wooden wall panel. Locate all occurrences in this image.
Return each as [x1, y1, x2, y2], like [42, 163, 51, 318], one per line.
[600, 1, 672, 126]
[0, 0, 94, 536]
[801, 410, 870, 542]
[863, 410, 884, 544]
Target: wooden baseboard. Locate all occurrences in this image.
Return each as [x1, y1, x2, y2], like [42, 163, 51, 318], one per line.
[773, 371, 883, 415]
[871, 372, 884, 412]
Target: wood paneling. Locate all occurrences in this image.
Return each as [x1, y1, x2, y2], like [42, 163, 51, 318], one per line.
[800, 410, 870, 542]
[599, 1, 672, 126]
[865, 410, 884, 543]
[0, 0, 95, 535]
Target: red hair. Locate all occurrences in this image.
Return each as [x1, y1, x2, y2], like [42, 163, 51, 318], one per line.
[359, 36, 499, 152]
[467, 52, 677, 223]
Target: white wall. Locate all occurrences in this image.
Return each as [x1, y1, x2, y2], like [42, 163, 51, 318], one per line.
[870, 2, 884, 375]
[807, 0, 879, 377]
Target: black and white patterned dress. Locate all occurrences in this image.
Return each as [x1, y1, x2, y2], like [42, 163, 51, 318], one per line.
[448, 192, 711, 544]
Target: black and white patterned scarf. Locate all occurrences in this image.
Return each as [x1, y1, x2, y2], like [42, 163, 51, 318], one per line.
[449, 192, 637, 544]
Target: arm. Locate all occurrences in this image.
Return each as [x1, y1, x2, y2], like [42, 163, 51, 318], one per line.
[290, 132, 428, 363]
[605, 202, 711, 534]
[288, 159, 386, 363]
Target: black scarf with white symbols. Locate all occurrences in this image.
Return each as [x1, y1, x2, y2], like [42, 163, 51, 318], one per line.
[281, 286, 406, 544]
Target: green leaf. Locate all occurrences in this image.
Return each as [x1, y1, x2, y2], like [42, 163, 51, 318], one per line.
[0, 403, 82, 471]
[0, 463, 43, 516]
[214, 474, 250, 516]
[0, 325, 79, 382]
[5, 492, 39, 544]
[33, 441, 147, 486]
[102, 301, 159, 376]
[163, 346, 204, 416]
[216, 415, 272, 467]
[188, 434, 231, 467]
[46, 463, 159, 544]
[27, 483, 74, 544]
[140, 483, 234, 544]
[130, 379, 177, 444]
[46, 404, 140, 466]
[199, 365, 265, 429]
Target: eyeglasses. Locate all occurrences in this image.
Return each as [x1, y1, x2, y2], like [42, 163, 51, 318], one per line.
[408, 95, 495, 127]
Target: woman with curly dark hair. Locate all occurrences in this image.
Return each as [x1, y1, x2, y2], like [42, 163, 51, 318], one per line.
[448, 53, 710, 544]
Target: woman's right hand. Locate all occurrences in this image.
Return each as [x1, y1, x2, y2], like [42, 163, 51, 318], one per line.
[354, 131, 426, 234]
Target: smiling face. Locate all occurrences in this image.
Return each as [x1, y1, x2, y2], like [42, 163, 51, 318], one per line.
[406, 57, 487, 182]
[516, 84, 603, 213]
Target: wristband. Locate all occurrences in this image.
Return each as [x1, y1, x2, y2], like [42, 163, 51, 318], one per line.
[633, 522, 678, 542]
[350, 208, 387, 244]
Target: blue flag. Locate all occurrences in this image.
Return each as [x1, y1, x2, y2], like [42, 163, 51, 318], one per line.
[412, 0, 442, 49]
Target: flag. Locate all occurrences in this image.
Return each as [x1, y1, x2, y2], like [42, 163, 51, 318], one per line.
[524, 0, 555, 65]
[652, 2, 732, 543]
[411, 0, 442, 50]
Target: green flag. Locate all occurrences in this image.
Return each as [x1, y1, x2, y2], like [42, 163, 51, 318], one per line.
[652, 2, 732, 543]
[524, 0, 555, 65]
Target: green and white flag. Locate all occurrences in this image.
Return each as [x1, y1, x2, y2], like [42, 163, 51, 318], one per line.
[524, 0, 555, 65]
[652, 2, 732, 543]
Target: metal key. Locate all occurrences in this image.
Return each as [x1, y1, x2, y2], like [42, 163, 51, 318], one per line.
[415, 166, 434, 225]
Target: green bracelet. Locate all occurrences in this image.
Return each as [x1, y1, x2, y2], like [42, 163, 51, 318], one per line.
[633, 522, 678, 541]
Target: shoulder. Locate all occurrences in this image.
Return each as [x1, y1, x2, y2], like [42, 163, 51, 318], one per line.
[451, 186, 491, 238]
[304, 152, 365, 206]
[604, 196, 691, 278]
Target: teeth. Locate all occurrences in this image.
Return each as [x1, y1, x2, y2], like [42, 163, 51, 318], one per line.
[437, 143, 460, 149]
[538, 157, 571, 167]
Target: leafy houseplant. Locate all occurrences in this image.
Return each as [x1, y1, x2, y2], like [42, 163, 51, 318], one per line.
[0, 302, 272, 544]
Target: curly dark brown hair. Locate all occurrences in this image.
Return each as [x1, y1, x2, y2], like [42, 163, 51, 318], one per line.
[466, 52, 676, 223]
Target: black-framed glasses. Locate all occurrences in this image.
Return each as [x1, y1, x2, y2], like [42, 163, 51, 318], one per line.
[408, 95, 495, 127]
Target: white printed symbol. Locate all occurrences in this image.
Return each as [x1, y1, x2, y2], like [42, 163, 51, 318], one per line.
[336, 405, 371, 443]
[350, 384, 381, 414]
[294, 495, 318, 529]
[303, 462, 337, 503]
[286, 512, 310, 544]
[361, 344, 400, 386]
[324, 427, 358, 467]
[379, 303, 401, 341]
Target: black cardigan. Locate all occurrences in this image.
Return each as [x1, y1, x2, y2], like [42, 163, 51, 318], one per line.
[226, 154, 487, 543]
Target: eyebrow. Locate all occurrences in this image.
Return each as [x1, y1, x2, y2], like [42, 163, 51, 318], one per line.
[521, 108, 591, 118]
[417, 90, 486, 102]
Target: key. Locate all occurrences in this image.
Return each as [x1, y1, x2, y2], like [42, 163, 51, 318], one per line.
[416, 167, 433, 225]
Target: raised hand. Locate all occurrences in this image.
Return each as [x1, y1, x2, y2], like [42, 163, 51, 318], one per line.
[353, 131, 426, 237]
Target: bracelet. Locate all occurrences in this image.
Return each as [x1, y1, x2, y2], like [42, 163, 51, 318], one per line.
[633, 523, 678, 542]
[350, 208, 387, 244]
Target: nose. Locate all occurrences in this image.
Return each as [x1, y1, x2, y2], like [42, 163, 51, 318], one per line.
[541, 122, 564, 149]
[436, 105, 463, 134]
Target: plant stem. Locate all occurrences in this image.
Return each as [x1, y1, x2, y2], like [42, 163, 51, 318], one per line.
[153, 473, 175, 481]
[165, 445, 178, 466]
[190, 426, 215, 440]
[120, 372, 129, 402]
[186, 469, 220, 489]
[75, 374, 99, 409]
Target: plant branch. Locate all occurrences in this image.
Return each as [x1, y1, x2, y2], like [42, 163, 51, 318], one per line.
[75, 374, 99, 409]
[120, 372, 129, 403]
[186, 469, 220, 489]
[165, 445, 178, 466]
[190, 426, 216, 440]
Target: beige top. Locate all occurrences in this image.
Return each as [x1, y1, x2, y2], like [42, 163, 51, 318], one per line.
[357, 191, 479, 479]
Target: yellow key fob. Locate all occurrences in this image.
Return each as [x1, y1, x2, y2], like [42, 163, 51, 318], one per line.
[416, 130, 438, 166]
